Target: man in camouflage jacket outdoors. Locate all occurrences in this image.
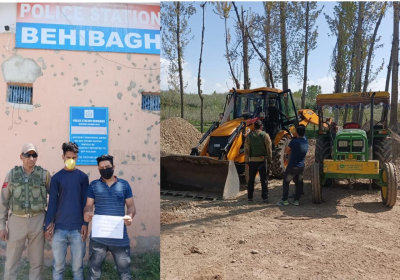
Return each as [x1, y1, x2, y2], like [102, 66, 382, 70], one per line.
[244, 120, 273, 203]
[0, 143, 52, 280]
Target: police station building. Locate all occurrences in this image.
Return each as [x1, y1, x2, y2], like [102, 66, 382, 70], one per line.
[0, 2, 160, 257]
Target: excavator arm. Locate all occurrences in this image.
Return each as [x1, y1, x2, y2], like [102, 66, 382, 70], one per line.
[298, 109, 331, 128]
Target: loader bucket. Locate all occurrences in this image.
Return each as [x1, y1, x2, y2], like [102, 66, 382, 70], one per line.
[161, 155, 240, 199]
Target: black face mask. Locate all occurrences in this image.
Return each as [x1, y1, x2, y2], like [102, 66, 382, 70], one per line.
[100, 167, 114, 180]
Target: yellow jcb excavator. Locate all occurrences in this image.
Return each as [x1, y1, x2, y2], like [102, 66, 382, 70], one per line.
[161, 87, 323, 199]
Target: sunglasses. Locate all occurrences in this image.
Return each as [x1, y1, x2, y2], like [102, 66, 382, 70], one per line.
[22, 153, 38, 158]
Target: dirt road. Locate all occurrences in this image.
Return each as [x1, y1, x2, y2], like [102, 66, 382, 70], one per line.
[161, 179, 400, 279]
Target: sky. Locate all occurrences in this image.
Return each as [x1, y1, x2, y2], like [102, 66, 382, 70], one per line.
[160, 1, 395, 95]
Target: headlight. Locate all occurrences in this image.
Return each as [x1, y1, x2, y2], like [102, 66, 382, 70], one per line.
[338, 141, 348, 147]
[353, 140, 363, 147]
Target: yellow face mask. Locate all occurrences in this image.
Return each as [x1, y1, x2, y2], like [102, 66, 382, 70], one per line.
[65, 159, 76, 170]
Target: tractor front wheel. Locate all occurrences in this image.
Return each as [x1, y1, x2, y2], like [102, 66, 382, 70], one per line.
[315, 137, 332, 186]
[311, 163, 322, 204]
[381, 162, 397, 207]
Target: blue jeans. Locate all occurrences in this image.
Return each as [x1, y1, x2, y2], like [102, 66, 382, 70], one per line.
[52, 229, 86, 280]
[89, 239, 132, 280]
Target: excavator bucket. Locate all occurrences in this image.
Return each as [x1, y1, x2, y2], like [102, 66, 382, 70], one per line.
[161, 155, 240, 199]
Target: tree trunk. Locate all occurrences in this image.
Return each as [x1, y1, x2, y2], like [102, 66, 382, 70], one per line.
[386, 43, 393, 91]
[232, 3, 250, 89]
[225, 17, 240, 89]
[301, 2, 310, 109]
[265, 8, 272, 87]
[348, 38, 356, 93]
[280, 2, 288, 90]
[197, 3, 206, 133]
[176, 2, 184, 118]
[347, 59, 354, 92]
[352, 2, 364, 122]
[390, 2, 399, 130]
[247, 26, 275, 88]
[242, 7, 250, 89]
[334, 39, 342, 93]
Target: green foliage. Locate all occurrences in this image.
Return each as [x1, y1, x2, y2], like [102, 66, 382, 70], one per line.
[0, 252, 160, 280]
[161, 90, 228, 124]
[161, 2, 196, 91]
[293, 84, 321, 110]
[132, 251, 160, 280]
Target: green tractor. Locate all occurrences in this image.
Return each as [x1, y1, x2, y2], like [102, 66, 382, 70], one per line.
[311, 91, 398, 207]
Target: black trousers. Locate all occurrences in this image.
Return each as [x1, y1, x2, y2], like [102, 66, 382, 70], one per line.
[282, 167, 305, 201]
[247, 161, 268, 200]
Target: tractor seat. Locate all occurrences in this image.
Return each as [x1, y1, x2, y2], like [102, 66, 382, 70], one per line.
[373, 123, 384, 129]
[343, 122, 361, 129]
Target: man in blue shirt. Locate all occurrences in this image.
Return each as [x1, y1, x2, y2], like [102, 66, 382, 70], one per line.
[84, 155, 136, 280]
[44, 142, 89, 280]
[277, 125, 309, 206]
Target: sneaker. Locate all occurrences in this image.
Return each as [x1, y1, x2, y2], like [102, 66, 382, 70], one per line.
[248, 199, 253, 203]
[263, 198, 269, 203]
[292, 200, 300, 206]
[276, 200, 289, 206]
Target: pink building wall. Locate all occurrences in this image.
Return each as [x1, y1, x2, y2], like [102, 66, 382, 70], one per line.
[0, 3, 160, 257]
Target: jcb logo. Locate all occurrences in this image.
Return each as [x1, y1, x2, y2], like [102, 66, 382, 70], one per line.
[361, 92, 372, 97]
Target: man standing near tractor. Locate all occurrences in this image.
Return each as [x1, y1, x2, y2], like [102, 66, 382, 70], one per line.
[277, 125, 309, 206]
[244, 120, 272, 203]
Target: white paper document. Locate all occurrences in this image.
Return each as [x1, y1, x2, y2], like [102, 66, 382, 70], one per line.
[92, 215, 124, 239]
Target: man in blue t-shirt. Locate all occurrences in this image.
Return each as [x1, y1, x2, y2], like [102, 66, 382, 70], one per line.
[84, 155, 136, 280]
[44, 142, 89, 280]
[277, 125, 309, 206]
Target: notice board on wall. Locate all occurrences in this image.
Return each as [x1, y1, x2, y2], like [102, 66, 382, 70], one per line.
[70, 106, 108, 165]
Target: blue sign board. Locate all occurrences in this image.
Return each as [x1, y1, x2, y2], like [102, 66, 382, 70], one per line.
[16, 22, 160, 54]
[70, 107, 108, 165]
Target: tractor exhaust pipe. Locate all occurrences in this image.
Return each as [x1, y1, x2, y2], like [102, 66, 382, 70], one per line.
[369, 92, 376, 160]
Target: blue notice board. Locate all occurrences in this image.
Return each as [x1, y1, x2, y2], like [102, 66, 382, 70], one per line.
[70, 107, 109, 165]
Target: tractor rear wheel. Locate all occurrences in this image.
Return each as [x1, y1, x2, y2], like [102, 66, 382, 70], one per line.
[373, 137, 392, 164]
[373, 137, 392, 188]
[315, 137, 332, 186]
[311, 163, 322, 204]
[381, 162, 397, 207]
[271, 135, 290, 178]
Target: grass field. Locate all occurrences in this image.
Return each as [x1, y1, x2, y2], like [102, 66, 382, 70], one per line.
[0, 251, 160, 280]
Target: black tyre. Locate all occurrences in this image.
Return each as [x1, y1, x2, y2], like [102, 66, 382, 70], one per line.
[311, 163, 322, 204]
[271, 136, 290, 178]
[381, 162, 397, 207]
[373, 137, 392, 188]
[373, 137, 392, 164]
[315, 137, 332, 186]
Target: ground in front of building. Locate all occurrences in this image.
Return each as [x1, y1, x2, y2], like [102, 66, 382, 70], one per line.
[0, 251, 159, 280]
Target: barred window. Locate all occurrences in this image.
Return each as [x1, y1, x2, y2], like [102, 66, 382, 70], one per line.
[141, 92, 160, 111]
[7, 84, 33, 105]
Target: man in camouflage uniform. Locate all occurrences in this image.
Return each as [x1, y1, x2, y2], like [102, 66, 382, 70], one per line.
[244, 120, 272, 203]
[0, 143, 52, 280]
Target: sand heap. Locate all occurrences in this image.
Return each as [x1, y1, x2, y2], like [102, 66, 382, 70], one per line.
[161, 117, 204, 156]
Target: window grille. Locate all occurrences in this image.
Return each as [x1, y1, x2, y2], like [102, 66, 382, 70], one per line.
[141, 94, 160, 111]
[7, 85, 33, 105]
